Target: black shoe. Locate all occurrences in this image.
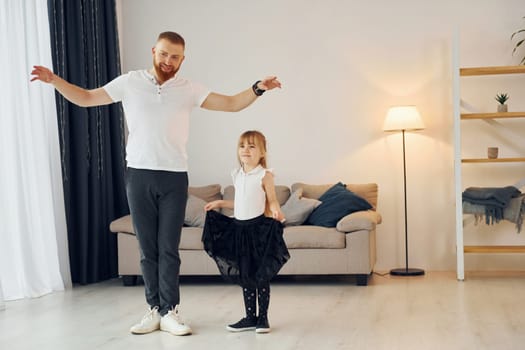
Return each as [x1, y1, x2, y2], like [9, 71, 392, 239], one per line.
[226, 317, 257, 332]
[255, 315, 271, 333]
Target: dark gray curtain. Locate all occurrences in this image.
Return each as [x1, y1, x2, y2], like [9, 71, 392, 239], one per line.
[47, 0, 129, 284]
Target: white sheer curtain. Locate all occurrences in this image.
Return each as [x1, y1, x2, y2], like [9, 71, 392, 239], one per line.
[0, 280, 4, 310]
[0, 0, 71, 301]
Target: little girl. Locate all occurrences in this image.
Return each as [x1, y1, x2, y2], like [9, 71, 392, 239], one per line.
[202, 130, 290, 334]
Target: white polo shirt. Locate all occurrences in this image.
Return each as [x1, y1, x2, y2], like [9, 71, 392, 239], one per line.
[232, 165, 272, 220]
[103, 70, 210, 171]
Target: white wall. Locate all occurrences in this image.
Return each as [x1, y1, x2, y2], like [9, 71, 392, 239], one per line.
[116, 0, 525, 272]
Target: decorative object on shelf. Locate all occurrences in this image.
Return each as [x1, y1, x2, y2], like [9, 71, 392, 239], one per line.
[495, 93, 509, 112]
[511, 16, 525, 65]
[487, 147, 499, 159]
[383, 105, 425, 277]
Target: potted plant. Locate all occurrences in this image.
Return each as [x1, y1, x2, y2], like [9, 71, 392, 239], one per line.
[495, 93, 509, 112]
[511, 16, 525, 65]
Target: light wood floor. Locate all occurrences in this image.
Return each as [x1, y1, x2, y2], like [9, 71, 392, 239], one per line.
[1, 271, 525, 350]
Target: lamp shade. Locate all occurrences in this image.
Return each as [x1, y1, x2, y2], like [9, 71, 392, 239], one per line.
[383, 105, 425, 132]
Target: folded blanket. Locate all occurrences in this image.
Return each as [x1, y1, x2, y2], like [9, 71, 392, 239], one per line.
[462, 186, 522, 226]
[462, 186, 521, 207]
[462, 194, 525, 233]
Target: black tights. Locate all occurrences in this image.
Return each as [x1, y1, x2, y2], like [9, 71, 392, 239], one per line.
[242, 282, 270, 319]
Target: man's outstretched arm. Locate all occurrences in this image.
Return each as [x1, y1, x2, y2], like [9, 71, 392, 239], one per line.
[201, 76, 281, 112]
[30, 65, 113, 107]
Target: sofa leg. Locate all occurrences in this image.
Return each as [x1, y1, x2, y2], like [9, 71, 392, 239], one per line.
[355, 274, 369, 286]
[122, 275, 138, 286]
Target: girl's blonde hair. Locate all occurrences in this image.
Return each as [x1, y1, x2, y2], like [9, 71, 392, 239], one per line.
[237, 130, 267, 168]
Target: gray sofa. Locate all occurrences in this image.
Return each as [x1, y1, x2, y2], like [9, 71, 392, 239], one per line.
[109, 182, 381, 286]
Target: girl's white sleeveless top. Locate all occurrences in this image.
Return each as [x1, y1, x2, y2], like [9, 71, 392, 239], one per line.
[232, 165, 271, 220]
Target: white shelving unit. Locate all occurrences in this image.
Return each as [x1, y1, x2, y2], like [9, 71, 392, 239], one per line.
[453, 53, 525, 280]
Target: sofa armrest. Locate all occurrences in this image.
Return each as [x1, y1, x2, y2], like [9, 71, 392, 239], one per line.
[336, 210, 382, 233]
[109, 215, 135, 235]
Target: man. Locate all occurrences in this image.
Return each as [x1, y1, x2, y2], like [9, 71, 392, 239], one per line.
[31, 31, 281, 336]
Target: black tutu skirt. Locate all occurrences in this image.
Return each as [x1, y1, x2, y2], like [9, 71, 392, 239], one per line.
[202, 210, 290, 288]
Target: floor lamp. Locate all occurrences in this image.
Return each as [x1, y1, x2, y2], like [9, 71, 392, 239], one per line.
[383, 105, 425, 276]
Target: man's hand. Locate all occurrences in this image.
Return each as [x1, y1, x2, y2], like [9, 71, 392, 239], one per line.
[258, 76, 282, 91]
[29, 65, 113, 107]
[30, 65, 55, 83]
[201, 76, 282, 112]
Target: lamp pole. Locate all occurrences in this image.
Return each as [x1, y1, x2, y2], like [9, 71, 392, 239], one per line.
[390, 129, 425, 276]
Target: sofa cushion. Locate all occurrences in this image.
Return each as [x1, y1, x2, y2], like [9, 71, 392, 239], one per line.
[305, 182, 373, 227]
[110, 194, 211, 234]
[222, 184, 290, 217]
[110, 214, 133, 234]
[281, 188, 322, 226]
[179, 227, 205, 249]
[283, 226, 345, 248]
[184, 195, 206, 228]
[336, 210, 382, 233]
[292, 182, 378, 209]
[189, 184, 222, 202]
[223, 185, 234, 198]
[221, 186, 235, 216]
[274, 185, 291, 205]
[110, 218, 205, 249]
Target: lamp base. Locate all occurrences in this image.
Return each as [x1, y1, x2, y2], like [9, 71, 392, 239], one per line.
[390, 267, 425, 276]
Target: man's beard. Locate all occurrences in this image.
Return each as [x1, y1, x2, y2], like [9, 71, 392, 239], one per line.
[153, 59, 178, 83]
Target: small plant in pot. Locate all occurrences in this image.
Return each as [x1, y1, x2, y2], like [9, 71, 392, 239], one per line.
[495, 93, 509, 112]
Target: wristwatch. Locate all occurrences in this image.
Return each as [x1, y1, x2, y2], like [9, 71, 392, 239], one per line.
[252, 80, 266, 96]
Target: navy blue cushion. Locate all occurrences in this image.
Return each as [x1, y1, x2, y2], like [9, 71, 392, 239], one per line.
[305, 182, 373, 227]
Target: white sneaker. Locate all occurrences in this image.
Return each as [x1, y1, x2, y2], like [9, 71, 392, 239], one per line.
[130, 307, 161, 334]
[160, 305, 192, 336]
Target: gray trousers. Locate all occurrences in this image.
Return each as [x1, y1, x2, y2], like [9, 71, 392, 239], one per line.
[125, 168, 188, 316]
